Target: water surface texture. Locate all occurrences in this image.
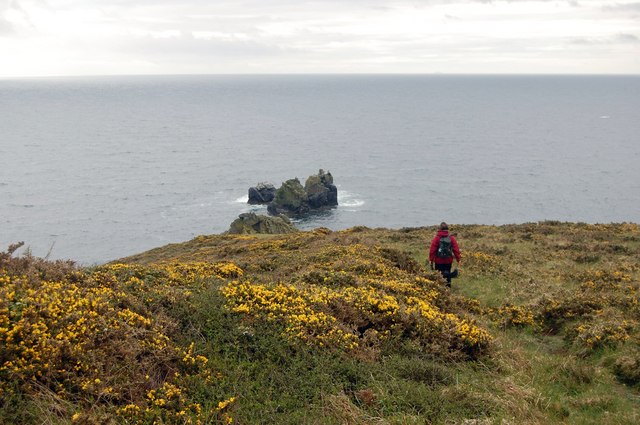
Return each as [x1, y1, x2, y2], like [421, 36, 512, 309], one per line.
[1, 75, 639, 264]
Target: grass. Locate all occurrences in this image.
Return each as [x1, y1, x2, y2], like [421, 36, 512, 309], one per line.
[1, 222, 639, 424]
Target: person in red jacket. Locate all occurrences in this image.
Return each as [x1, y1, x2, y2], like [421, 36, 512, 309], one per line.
[429, 222, 461, 287]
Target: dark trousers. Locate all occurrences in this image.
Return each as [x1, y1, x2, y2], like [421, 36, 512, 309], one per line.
[435, 263, 452, 286]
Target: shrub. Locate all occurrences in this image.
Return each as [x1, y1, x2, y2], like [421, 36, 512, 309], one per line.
[613, 354, 640, 386]
[0, 250, 238, 424]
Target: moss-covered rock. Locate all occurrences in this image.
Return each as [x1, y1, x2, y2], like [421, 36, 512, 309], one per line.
[227, 213, 298, 234]
[267, 178, 309, 216]
[267, 170, 337, 216]
[305, 169, 337, 209]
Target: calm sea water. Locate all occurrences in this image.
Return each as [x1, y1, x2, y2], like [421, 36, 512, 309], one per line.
[1, 75, 639, 264]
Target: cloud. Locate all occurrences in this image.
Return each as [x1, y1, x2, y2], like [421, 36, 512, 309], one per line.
[119, 31, 285, 59]
[616, 33, 640, 43]
[1, 0, 639, 76]
[570, 33, 640, 45]
[601, 2, 640, 22]
[0, 0, 39, 35]
[0, 20, 13, 35]
[0, 0, 13, 34]
[0, 6, 13, 32]
[603, 2, 640, 12]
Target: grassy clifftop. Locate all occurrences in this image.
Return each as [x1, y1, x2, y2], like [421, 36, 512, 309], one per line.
[2, 222, 640, 424]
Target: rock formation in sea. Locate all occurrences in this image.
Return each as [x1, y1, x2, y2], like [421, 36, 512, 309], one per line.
[304, 169, 338, 209]
[248, 182, 276, 204]
[267, 178, 309, 216]
[227, 212, 298, 234]
[265, 170, 338, 217]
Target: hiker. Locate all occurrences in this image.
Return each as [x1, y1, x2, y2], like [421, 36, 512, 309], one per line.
[429, 222, 461, 287]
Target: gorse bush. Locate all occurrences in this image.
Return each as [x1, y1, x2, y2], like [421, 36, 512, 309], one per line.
[488, 266, 640, 352]
[614, 352, 640, 386]
[0, 250, 237, 424]
[220, 242, 490, 359]
[221, 276, 489, 357]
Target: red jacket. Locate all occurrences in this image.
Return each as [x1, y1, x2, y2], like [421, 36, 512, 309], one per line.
[429, 230, 461, 264]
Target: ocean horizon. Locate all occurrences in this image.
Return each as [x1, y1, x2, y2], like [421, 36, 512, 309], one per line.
[1, 74, 639, 264]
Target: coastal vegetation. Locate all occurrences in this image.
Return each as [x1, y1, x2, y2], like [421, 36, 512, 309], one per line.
[1, 222, 639, 424]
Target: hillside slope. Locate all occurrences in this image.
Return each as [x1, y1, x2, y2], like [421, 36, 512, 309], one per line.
[2, 222, 639, 424]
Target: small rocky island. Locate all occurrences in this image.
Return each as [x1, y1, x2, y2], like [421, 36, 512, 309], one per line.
[248, 169, 338, 217]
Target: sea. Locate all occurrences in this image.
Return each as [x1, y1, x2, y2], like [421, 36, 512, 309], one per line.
[1, 75, 639, 265]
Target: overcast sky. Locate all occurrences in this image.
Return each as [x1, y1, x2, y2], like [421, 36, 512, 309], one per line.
[1, 0, 639, 77]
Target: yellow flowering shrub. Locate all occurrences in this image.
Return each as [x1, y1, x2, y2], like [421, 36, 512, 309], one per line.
[463, 251, 501, 276]
[221, 280, 359, 349]
[569, 319, 632, 350]
[221, 242, 491, 357]
[490, 263, 640, 354]
[492, 305, 538, 328]
[576, 269, 632, 290]
[0, 254, 240, 424]
[162, 261, 244, 283]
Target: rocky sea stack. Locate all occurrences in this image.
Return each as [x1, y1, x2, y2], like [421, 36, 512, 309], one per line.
[265, 169, 338, 217]
[305, 169, 338, 209]
[247, 182, 276, 205]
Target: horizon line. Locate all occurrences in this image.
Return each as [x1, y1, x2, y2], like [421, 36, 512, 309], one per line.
[2, 72, 640, 80]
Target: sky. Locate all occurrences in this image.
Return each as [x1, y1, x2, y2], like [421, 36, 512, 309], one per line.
[1, 0, 639, 77]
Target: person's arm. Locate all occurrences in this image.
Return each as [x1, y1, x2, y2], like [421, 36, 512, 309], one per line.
[451, 236, 461, 264]
[429, 237, 438, 268]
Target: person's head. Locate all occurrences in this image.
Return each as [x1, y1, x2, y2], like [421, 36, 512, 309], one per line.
[439, 222, 448, 231]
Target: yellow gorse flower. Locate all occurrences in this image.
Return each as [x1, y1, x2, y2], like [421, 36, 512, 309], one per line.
[1, 260, 240, 424]
[220, 242, 491, 354]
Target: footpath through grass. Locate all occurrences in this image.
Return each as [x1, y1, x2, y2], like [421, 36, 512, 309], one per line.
[1, 222, 639, 424]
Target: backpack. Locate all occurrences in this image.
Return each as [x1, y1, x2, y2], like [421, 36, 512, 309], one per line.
[436, 236, 453, 258]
